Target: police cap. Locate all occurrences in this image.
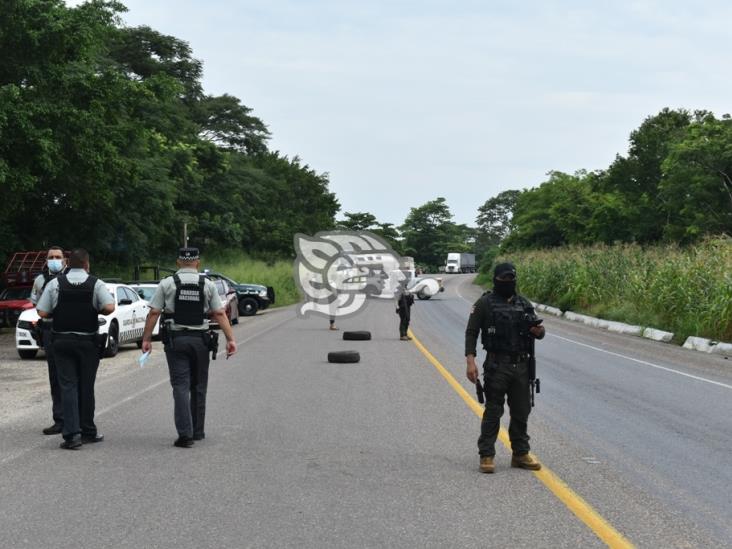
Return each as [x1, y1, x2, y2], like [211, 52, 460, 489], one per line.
[494, 262, 516, 279]
[178, 247, 200, 261]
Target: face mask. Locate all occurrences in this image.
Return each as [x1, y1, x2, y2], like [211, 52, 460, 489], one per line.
[493, 278, 516, 298]
[48, 259, 64, 273]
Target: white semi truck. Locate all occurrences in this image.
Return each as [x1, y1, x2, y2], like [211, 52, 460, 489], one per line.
[445, 252, 476, 273]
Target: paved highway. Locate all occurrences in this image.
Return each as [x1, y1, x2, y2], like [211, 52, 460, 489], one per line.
[0, 274, 730, 548]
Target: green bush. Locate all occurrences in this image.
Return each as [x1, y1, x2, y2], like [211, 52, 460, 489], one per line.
[480, 237, 732, 342]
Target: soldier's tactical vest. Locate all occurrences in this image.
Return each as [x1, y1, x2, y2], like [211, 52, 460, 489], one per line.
[172, 274, 206, 326]
[52, 274, 98, 333]
[480, 292, 533, 354]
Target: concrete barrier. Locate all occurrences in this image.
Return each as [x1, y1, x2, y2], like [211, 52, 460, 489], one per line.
[683, 337, 716, 353]
[606, 321, 644, 337]
[642, 327, 674, 343]
[544, 306, 563, 317]
[711, 342, 732, 357]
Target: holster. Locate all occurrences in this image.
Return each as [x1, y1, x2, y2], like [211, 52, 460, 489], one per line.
[95, 332, 107, 358]
[207, 330, 219, 360]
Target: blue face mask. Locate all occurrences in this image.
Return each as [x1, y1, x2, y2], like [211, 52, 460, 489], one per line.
[47, 259, 64, 273]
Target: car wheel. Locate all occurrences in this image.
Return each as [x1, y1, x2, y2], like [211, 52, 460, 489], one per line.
[239, 297, 258, 316]
[417, 291, 431, 300]
[104, 322, 119, 358]
[18, 349, 38, 359]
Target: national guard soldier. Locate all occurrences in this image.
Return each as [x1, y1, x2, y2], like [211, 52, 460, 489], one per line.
[36, 249, 115, 450]
[30, 246, 67, 435]
[465, 262, 545, 473]
[141, 247, 237, 449]
[395, 280, 414, 341]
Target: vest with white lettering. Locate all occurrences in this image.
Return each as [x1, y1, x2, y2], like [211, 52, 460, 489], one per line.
[172, 274, 206, 326]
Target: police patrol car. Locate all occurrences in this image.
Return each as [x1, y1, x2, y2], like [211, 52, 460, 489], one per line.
[15, 282, 160, 359]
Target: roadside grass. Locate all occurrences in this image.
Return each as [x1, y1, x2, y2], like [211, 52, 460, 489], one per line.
[477, 237, 732, 343]
[203, 255, 300, 308]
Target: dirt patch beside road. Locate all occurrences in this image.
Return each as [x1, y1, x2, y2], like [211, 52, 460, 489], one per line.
[0, 328, 146, 426]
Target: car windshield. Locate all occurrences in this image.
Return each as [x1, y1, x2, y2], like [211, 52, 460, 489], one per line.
[214, 280, 227, 296]
[0, 287, 31, 300]
[133, 287, 157, 301]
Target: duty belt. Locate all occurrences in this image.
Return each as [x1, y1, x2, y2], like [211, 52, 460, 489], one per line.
[487, 352, 529, 364]
[169, 329, 207, 338]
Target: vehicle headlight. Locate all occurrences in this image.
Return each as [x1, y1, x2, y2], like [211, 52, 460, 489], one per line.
[258, 289, 267, 297]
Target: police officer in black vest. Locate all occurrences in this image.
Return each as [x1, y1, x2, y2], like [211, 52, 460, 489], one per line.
[142, 247, 237, 448]
[30, 246, 68, 435]
[465, 262, 545, 473]
[36, 249, 115, 449]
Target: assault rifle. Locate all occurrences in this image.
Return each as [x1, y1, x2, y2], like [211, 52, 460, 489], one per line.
[524, 315, 543, 407]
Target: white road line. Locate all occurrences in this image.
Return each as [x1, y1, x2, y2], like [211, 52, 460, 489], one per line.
[549, 333, 732, 390]
[451, 275, 732, 391]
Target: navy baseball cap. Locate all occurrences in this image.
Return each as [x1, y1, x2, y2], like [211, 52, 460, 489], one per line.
[178, 247, 200, 261]
[494, 262, 516, 278]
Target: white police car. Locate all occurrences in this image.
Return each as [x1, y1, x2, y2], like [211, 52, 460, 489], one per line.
[15, 282, 159, 359]
[407, 276, 445, 300]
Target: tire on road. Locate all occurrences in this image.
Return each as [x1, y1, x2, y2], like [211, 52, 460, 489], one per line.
[18, 349, 38, 359]
[327, 350, 360, 363]
[342, 331, 371, 341]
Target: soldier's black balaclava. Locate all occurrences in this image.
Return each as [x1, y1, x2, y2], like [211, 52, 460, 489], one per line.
[493, 262, 517, 298]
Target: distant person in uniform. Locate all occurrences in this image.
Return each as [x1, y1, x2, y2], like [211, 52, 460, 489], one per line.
[142, 247, 237, 448]
[395, 280, 414, 341]
[37, 248, 115, 450]
[465, 262, 545, 473]
[30, 246, 68, 435]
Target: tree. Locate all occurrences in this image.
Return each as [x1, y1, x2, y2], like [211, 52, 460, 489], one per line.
[337, 212, 378, 231]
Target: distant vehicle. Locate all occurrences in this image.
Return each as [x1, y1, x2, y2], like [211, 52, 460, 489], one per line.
[0, 286, 33, 327]
[211, 277, 239, 326]
[2, 250, 68, 290]
[445, 252, 476, 274]
[203, 271, 274, 317]
[15, 282, 160, 359]
[407, 276, 445, 300]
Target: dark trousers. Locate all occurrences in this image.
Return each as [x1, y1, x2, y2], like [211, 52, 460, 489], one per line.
[52, 336, 100, 440]
[165, 335, 210, 438]
[398, 309, 410, 337]
[42, 327, 64, 425]
[478, 359, 531, 457]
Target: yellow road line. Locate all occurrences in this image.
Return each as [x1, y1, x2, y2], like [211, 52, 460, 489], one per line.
[408, 328, 635, 549]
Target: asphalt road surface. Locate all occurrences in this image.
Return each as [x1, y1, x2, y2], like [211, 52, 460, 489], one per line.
[0, 274, 730, 548]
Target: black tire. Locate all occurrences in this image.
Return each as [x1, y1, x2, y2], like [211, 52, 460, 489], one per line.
[417, 292, 431, 300]
[343, 331, 371, 341]
[327, 350, 360, 363]
[104, 323, 119, 358]
[239, 297, 258, 316]
[18, 349, 38, 359]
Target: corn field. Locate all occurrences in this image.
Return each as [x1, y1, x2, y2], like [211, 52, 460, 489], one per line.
[479, 237, 732, 343]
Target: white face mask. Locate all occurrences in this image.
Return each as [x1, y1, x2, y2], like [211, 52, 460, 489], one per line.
[47, 259, 64, 273]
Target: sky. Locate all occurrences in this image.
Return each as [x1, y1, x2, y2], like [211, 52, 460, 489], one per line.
[68, 0, 732, 226]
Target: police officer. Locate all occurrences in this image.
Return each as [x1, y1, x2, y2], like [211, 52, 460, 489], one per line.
[30, 246, 67, 435]
[465, 262, 545, 473]
[395, 280, 415, 341]
[36, 248, 115, 450]
[141, 247, 237, 448]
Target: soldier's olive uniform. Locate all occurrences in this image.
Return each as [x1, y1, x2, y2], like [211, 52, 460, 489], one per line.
[465, 291, 538, 457]
[149, 268, 222, 440]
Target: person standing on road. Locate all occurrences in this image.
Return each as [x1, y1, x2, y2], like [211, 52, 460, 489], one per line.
[465, 262, 545, 473]
[30, 246, 68, 435]
[141, 247, 237, 449]
[36, 248, 115, 450]
[395, 281, 414, 341]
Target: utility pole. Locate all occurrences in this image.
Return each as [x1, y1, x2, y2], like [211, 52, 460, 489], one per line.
[183, 222, 188, 247]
